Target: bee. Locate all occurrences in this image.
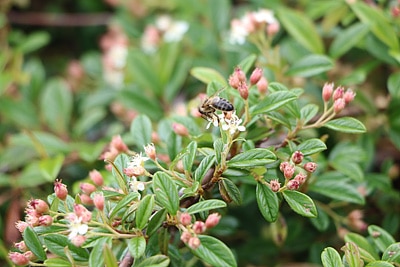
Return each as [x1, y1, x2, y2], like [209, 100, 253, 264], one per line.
[198, 94, 235, 123]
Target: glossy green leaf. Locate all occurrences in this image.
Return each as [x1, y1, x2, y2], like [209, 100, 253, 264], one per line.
[331, 160, 364, 182]
[130, 114, 152, 149]
[382, 242, 400, 263]
[286, 54, 334, 77]
[252, 91, 298, 115]
[321, 247, 344, 267]
[153, 172, 179, 215]
[136, 194, 155, 230]
[23, 227, 47, 261]
[366, 261, 397, 267]
[43, 234, 89, 261]
[192, 235, 237, 267]
[388, 73, 400, 99]
[345, 233, 379, 261]
[103, 243, 118, 267]
[194, 155, 216, 182]
[329, 23, 370, 58]
[127, 236, 146, 259]
[300, 104, 319, 124]
[219, 178, 242, 205]
[109, 192, 140, 219]
[341, 242, 363, 267]
[256, 182, 279, 222]
[88, 237, 110, 267]
[186, 199, 227, 214]
[146, 208, 167, 236]
[282, 190, 317, 218]
[213, 138, 224, 164]
[227, 148, 276, 168]
[324, 117, 366, 133]
[135, 255, 170, 267]
[190, 67, 227, 85]
[368, 225, 396, 253]
[43, 258, 72, 267]
[277, 7, 324, 54]
[296, 138, 327, 156]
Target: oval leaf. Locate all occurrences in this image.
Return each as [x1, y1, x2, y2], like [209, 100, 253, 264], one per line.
[146, 208, 167, 237]
[382, 242, 400, 263]
[219, 178, 242, 205]
[23, 227, 47, 261]
[252, 91, 298, 115]
[324, 117, 366, 133]
[43, 234, 89, 261]
[135, 255, 170, 267]
[227, 148, 276, 168]
[256, 182, 279, 222]
[194, 155, 216, 182]
[127, 236, 146, 259]
[110, 192, 140, 219]
[282, 190, 317, 218]
[286, 54, 334, 77]
[186, 199, 227, 214]
[296, 138, 327, 156]
[329, 23, 370, 58]
[153, 172, 179, 215]
[191, 235, 237, 267]
[321, 247, 344, 267]
[368, 225, 396, 253]
[130, 114, 152, 149]
[136, 194, 155, 230]
[309, 179, 365, 205]
[345, 233, 380, 261]
[190, 67, 227, 85]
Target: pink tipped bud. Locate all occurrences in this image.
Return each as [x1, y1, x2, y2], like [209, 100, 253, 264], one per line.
[257, 76, 268, 94]
[343, 89, 356, 104]
[269, 179, 281, 192]
[89, 170, 104, 186]
[38, 215, 53, 226]
[14, 241, 27, 252]
[93, 194, 105, 211]
[179, 212, 192, 226]
[188, 236, 201, 250]
[291, 151, 304, 165]
[180, 231, 192, 243]
[54, 179, 68, 201]
[29, 199, 49, 214]
[23, 251, 35, 261]
[279, 162, 289, 172]
[267, 22, 280, 36]
[234, 67, 247, 83]
[71, 235, 87, 247]
[151, 132, 160, 144]
[80, 183, 97, 195]
[347, 210, 368, 232]
[205, 213, 221, 228]
[304, 162, 317, 173]
[15, 221, 29, 233]
[144, 143, 156, 160]
[8, 252, 29, 266]
[250, 68, 263, 85]
[193, 221, 206, 234]
[79, 194, 94, 206]
[124, 166, 145, 177]
[322, 82, 334, 102]
[334, 98, 346, 113]
[74, 204, 92, 223]
[239, 83, 249, 100]
[294, 173, 307, 185]
[228, 74, 240, 89]
[333, 86, 344, 101]
[172, 123, 189, 137]
[287, 179, 300, 190]
[283, 165, 295, 179]
[110, 135, 128, 152]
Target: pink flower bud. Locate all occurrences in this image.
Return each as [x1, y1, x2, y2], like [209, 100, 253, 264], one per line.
[234, 67, 247, 83]
[188, 236, 201, 250]
[267, 22, 280, 36]
[193, 221, 206, 234]
[38, 215, 53, 226]
[287, 179, 300, 190]
[180, 231, 192, 243]
[23, 251, 35, 261]
[283, 165, 295, 179]
[89, 170, 104, 186]
[294, 173, 307, 185]
[228, 74, 240, 89]
[269, 179, 281, 192]
[144, 143, 157, 160]
[392, 6, 400, 17]
[172, 123, 189, 136]
[110, 135, 128, 152]
[322, 82, 334, 102]
[205, 213, 221, 228]
[29, 199, 49, 214]
[279, 162, 289, 172]
[71, 235, 87, 247]
[80, 183, 96, 195]
[291, 151, 304, 164]
[257, 76, 268, 94]
[54, 179, 68, 201]
[93, 194, 105, 211]
[15, 221, 29, 233]
[79, 194, 94, 206]
[343, 89, 356, 104]
[124, 166, 145, 177]
[179, 212, 192, 226]
[239, 83, 249, 100]
[8, 252, 29, 266]
[250, 68, 263, 85]
[334, 98, 346, 114]
[74, 204, 92, 223]
[14, 241, 27, 252]
[304, 162, 317, 173]
[333, 86, 344, 101]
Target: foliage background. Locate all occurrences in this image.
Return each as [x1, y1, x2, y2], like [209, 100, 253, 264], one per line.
[1, 0, 400, 266]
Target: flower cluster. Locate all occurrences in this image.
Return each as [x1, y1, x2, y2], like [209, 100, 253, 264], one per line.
[322, 82, 356, 114]
[179, 212, 221, 250]
[229, 9, 280, 45]
[66, 204, 92, 246]
[141, 15, 189, 53]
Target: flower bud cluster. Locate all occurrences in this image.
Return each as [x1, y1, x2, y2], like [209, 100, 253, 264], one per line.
[179, 212, 221, 250]
[229, 67, 269, 100]
[101, 135, 130, 170]
[347, 210, 368, 232]
[322, 82, 356, 114]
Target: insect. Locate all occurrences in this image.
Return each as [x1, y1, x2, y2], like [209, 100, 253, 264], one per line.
[198, 93, 235, 123]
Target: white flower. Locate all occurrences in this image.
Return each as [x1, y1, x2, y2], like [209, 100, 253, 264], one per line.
[68, 215, 88, 240]
[129, 177, 145, 192]
[229, 19, 249, 45]
[108, 44, 128, 69]
[155, 15, 188, 43]
[128, 153, 149, 168]
[221, 114, 246, 135]
[253, 9, 277, 24]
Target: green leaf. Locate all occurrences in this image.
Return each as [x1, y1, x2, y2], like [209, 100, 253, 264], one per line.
[103, 243, 118, 267]
[286, 54, 334, 77]
[227, 148, 276, 168]
[219, 178, 242, 205]
[282, 190, 317, 218]
[345, 233, 379, 261]
[366, 261, 398, 267]
[153, 172, 179, 215]
[300, 104, 319, 124]
[120, 87, 163, 121]
[135, 255, 170, 267]
[136, 194, 155, 230]
[18, 31, 50, 53]
[341, 242, 363, 267]
[186, 199, 227, 214]
[109, 192, 140, 219]
[237, 54, 257, 73]
[182, 141, 197, 170]
[213, 138, 224, 164]
[43, 234, 89, 261]
[146, 208, 167, 236]
[192, 235, 237, 267]
[23, 227, 47, 261]
[40, 78, 73, 134]
[111, 154, 130, 194]
[329, 23, 370, 58]
[382, 242, 400, 263]
[130, 114, 152, 149]
[324, 117, 366, 133]
[310, 205, 330, 231]
[321, 247, 344, 267]
[88, 237, 110, 267]
[331, 160, 364, 182]
[194, 155, 216, 182]
[190, 67, 227, 85]
[277, 7, 324, 54]
[43, 258, 72, 267]
[256, 182, 279, 222]
[388, 73, 400, 99]
[368, 225, 396, 253]
[39, 154, 64, 182]
[127, 236, 146, 259]
[252, 91, 298, 115]
[296, 138, 327, 156]
[309, 177, 365, 205]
